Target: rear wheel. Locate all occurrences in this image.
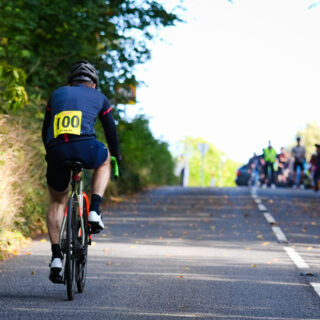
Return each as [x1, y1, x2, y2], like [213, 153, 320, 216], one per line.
[76, 198, 88, 293]
[65, 197, 76, 301]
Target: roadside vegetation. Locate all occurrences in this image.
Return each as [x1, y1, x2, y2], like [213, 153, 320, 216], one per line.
[0, 0, 181, 259]
[178, 137, 241, 187]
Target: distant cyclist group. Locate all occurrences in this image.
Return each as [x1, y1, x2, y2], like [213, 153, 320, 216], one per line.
[248, 137, 320, 191]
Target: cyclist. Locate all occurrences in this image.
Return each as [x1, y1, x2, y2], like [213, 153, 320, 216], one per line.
[42, 60, 121, 282]
[291, 136, 306, 189]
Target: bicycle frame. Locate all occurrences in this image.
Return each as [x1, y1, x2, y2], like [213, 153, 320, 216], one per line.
[59, 170, 87, 249]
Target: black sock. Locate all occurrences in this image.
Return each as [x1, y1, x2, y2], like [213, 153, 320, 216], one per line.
[51, 244, 62, 259]
[90, 194, 102, 215]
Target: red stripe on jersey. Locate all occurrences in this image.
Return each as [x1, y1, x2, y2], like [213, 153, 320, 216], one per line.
[102, 107, 112, 116]
[64, 134, 69, 143]
[46, 104, 51, 111]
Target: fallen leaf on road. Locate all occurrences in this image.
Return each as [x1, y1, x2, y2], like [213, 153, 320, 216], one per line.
[130, 245, 136, 249]
[104, 249, 108, 253]
[91, 241, 96, 246]
[109, 196, 123, 203]
[257, 234, 263, 240]
[261, 242, 270, 246]
[25, 252, 32, 255]
[246, 247, 251, 250]
[210, 226, 216, 231]
[250, 264, 257, 268]
[177, 275, 184, 278]
[307, 246, 313, 251]
[31, 271, 35, 275]
[184, 267, 190, 271]
[106, 261, 111, 266]
[40, 239, 47, 243]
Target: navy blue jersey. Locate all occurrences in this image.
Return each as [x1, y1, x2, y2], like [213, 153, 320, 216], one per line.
[42, 84, 120, 158]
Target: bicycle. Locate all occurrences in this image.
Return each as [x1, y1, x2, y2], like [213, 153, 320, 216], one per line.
[55, 156, 119, 301]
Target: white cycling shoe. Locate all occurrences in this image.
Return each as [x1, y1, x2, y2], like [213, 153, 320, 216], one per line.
[50, 257, 63, 270]
[88, 211, 104, 232]
[49, 257, 63, 283]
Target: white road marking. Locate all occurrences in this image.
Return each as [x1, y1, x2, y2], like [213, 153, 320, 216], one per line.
[272, 226, 288, 243]
[263, 212, 276, 224]
[258, 204, 267, 211]
[284, 247, 309, 269]
[310, 283, 320, 298]
[254, 198, 262, 204]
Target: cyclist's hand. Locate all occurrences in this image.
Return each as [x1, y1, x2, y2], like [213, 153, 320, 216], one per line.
[115, 154, 122, 165]
[111, 155, 121, 178]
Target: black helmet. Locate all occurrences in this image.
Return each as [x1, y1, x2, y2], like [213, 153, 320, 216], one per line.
[68, 60, 99, 86]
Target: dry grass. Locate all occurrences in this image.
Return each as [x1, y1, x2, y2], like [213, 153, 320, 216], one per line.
[0, 114, 48, 238]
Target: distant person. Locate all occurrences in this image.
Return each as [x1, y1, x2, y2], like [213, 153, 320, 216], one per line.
[312, 144, 320, 192]
[291, 137, 306, 189]
[248, 153, 260, 186]
[276, 147, 289, 184]
[263, 141, 277, 188]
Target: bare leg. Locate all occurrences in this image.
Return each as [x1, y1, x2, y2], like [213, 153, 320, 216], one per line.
[47, 187, 69, 244]
[91, 156, 111, 197]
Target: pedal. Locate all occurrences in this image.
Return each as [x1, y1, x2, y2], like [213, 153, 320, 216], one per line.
[49, 269, 64, 284]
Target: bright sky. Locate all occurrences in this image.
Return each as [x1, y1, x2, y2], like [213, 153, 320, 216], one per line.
[126, 0, 320, 163]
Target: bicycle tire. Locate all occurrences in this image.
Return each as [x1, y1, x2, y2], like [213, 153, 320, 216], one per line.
[66, 196, 76, 301]
[76, 197, 88, 293]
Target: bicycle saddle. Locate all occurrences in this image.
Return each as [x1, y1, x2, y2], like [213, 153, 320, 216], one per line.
[62, 160, 84, 171]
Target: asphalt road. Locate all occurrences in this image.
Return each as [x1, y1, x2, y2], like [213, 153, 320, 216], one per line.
[1, 186, 320, 320]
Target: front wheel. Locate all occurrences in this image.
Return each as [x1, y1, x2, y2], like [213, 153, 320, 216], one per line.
[65, 197, 76, 301]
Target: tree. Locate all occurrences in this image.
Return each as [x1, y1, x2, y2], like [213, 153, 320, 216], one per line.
[178, 137, 240, 187]
[0, 0, 181, 99]
[296, 122, 320, 160]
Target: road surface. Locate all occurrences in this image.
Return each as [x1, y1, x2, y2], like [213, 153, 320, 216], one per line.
[1, 186, 320, 319]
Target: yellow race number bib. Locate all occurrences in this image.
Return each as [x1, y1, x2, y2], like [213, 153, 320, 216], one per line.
[53, 111, 82, 138]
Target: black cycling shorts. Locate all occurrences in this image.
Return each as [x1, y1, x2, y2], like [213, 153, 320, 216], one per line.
[46, 138, 108, 192]
[293, 160, 304, 172]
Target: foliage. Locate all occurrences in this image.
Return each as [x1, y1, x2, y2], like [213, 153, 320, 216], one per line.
[0, 0, 181, 98]
[296, 122, 320, 160]
[0, 0, 181, 248]
[0, 230, 31, 261]
[0, 115, 48, 237]
[178, 137, 240, 187]
[0, 62, 28, 113]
